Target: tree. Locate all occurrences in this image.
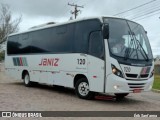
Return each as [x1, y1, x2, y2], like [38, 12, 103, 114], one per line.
[0, 3, 22, 44]
[0, 51, 5, 62]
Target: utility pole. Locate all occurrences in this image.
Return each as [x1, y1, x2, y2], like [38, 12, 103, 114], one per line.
[68, 3, 84, 19]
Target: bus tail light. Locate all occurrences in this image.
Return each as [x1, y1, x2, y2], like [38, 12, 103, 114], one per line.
[111, 64, 124, 78]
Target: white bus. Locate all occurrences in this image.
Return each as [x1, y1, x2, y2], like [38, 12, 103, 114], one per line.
[5, 17, 154, 99]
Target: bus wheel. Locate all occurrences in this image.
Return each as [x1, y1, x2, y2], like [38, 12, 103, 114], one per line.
[24, 73, 32, 87]
[75, 78, 94, 100]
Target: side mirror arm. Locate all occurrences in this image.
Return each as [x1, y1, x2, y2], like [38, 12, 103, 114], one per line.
[103, 24, 109, 39]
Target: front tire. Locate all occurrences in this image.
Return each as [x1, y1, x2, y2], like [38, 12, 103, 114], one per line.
[24, 73, 32, 87]
[75, 78, 94, 100]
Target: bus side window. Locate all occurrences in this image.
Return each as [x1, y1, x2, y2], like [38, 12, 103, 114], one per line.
[18, 33, 31, 54]
[56, 25, 67, 34]
[7, 35, 19, 55]
[89, 31, 104, 59]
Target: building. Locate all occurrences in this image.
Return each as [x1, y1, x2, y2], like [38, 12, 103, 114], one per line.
[154, 55, 160, 74]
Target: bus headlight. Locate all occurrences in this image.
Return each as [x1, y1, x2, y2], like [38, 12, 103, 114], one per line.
[111, 64, 124, 78]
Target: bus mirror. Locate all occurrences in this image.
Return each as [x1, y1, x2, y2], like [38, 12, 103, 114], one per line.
[103, 24, 109, 39]
[145, 31, 147, 34]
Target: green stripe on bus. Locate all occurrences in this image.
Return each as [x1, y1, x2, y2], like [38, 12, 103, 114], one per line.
[22, 57, 26, 66]
[17, 57, 20, 66]
[15, 57, 19, 66]
[24, 58, 28, 66]
[13, 58, 16, 66]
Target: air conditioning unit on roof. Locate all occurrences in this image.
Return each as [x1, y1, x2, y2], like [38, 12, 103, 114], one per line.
[29, 22, 56, 29]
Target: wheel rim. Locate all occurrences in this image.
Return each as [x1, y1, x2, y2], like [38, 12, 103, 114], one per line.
[78, 82, 89, 96]
[24, 74, 29, 85]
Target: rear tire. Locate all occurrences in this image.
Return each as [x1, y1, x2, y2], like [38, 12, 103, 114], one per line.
[75, 78, 95, 100]
[24, 73, 32, 87]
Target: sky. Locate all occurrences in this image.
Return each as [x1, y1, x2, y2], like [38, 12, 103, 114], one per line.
[1, 0, 160, 56]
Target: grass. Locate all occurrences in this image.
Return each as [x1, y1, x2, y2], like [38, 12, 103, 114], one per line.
[153, 75, 160, 90]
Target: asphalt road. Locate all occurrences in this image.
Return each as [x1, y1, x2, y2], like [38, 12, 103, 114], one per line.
[0, 63, 160, 120]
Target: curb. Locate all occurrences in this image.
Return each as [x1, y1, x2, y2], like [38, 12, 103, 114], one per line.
[152, 89, 160, 93]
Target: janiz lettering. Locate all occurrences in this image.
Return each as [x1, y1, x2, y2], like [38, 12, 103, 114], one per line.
[77, 59, 85, 65]
[39, 58, 59, 66]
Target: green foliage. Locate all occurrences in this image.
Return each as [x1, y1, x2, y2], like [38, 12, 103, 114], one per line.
[155, 65, 160, 74]
[0, 4, 21, 43]
[0, 52, 5, 61]
[153, 75, 160, 90]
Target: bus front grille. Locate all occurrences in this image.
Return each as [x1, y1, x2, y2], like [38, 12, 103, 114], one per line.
[126, 73, 138, 78]
[128, 83, 145, 90]
[125, 73, 149, 80]
[140, 74, 149, 78]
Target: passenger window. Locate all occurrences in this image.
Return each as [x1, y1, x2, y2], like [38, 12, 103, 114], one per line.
[22, 34, 29, 41]
[89, 31, 104, 59]
[56, 25, 67, 34]
[74, 20, 101, 54]
[7, 35, 19, 54]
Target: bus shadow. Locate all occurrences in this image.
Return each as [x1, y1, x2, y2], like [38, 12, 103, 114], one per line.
[12, 81, 76, 95]
[93, 96, 143, 105]
[11, 82, 144, 104]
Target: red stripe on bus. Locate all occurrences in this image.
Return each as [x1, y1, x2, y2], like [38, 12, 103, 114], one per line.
[19, 57, 23, 66]
[93, 76, 97, 78]
[141, 67, 147, 74]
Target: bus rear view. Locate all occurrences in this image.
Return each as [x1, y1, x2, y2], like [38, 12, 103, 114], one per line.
[5, 17, 154, 100]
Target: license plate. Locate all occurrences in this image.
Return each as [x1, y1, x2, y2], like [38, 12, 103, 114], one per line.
[133, 89, 141, 93]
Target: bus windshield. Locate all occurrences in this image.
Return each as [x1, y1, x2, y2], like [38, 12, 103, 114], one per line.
[104, 18, 153, 61]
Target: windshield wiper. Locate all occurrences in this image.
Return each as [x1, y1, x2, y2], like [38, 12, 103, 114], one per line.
[124, 27, 149, 61]
[135, 38, 149, 61]
[124, 22, 149, 61]
[124, 31, 134, 60]
[128, 32, 149, 61]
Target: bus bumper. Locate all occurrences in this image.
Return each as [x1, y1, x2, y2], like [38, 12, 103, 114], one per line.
[105, 74, 154, 94]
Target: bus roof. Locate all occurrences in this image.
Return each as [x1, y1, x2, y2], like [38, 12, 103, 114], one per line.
[8, 16, 136, 36]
